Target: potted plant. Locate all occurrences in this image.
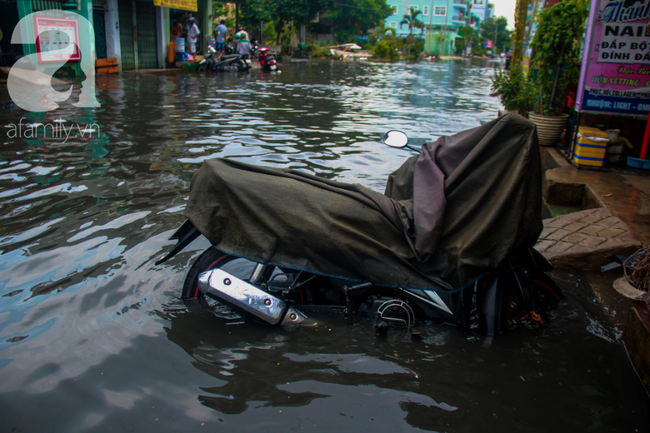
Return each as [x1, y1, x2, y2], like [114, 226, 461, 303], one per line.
[528, 0, 589, 145]
[491, 66, 538, 117]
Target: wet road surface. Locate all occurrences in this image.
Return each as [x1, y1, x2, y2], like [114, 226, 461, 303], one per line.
[0, 59, 648, 432]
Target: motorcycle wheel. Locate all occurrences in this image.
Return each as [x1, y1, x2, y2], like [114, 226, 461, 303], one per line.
[197, 62, 207, 73]
[499, 272, 564, 331]
[182, 248, 264, 306]
[235, 60, 246, 71]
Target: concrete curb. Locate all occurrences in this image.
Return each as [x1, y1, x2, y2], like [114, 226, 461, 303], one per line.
[614, 277, 649, 301]
[623, 300, 650, 393]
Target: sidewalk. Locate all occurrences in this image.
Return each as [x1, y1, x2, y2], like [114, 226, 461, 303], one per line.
[538, 147, 650, 393]
[536, 147, 648, 268]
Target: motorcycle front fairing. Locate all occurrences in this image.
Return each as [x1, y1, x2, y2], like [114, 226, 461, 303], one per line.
[179, 113, 542, 294]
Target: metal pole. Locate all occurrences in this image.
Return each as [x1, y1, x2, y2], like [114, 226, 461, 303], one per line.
[443, 2, 448, 55]
[429, 0, 434, 54]
[494, 18, 497, 54]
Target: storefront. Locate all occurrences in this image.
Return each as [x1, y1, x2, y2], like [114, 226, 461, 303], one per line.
[0, 0, 21, 66]
[573, 0, 650, 167]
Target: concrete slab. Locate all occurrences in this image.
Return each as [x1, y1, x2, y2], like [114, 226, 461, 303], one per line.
[545, 149, 650, 245]
[537, 207, 641, 269]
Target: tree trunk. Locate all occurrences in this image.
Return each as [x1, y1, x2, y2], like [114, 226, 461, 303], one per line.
[275, 19, 284, 46]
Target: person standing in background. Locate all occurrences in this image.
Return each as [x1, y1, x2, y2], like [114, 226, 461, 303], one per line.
[187, 17, 200, 54]
[171, 20, 183, 41]
[237, 27, 249, 41]
[235, 32, 251, 58]
[214, 20, 227, 57]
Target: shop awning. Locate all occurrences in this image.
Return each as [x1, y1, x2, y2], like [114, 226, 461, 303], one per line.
[153, 0, 197, 12]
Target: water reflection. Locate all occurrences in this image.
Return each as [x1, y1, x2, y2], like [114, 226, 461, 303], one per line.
[0, 59, 648, 432]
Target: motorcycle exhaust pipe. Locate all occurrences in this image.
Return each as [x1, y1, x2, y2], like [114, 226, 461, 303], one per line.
[198, 269, 308, 326]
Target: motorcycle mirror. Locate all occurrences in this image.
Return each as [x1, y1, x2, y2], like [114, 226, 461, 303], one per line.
[382, 130, 409, 148]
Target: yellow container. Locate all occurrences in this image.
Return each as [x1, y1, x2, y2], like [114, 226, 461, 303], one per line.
[573, 127, 607, 167]
[577, 126, 609, 139]
[573, 154, 604, 167]
[577, 136, 608, 146]
[574, 142, 607, 158]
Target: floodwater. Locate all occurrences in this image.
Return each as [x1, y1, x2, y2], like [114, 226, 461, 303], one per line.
[1, 59, 648, 432]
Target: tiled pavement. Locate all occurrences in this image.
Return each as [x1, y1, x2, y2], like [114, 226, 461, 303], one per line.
[536, 207, 641, 269]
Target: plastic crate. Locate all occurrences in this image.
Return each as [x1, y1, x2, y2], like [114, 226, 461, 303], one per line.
[573, 154, 604, 167]
[574, 142, 607, 159]
[578, 126, 608, 139]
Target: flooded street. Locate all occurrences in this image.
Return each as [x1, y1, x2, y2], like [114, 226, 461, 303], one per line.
[1, 59, 648, 432]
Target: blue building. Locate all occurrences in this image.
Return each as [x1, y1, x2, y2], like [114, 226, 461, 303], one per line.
[385, 0, 466, 55]
[384, 0, 492, 56]
[468, 0, 493, 29]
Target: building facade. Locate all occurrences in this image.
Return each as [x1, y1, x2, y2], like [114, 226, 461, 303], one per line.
[384, 0, 493, 56]
[468, 0, 492, 28]
[0, 0, 211, 72]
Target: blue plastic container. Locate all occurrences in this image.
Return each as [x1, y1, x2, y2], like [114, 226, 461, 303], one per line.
[626, 156, 650, 169]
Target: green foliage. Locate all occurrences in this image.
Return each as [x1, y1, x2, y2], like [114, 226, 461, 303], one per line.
[240, 0, 333, 44]
[531, 0, 589, 115]
[400, 7, 425, 56]
[307, 44, 333, 57]
[370, 24, 400, 60]
[479, 17, 512, 54]
[403, 36, 425, 60]
[491, 66, 539, 116]
[373, 40, 400, 60]
[472, 44, 487, 56]
[212, 1, 228, 17]
[326, 0, 392, 43]
[456, 26, 478, 56]
[400, 7, 425, 34]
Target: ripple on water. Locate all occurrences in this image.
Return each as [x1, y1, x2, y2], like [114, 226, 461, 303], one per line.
[2, 60, 644, 432]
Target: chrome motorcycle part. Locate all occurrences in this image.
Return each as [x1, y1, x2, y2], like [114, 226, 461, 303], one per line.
[249, 263, 270, 284]
[281, 307, 309, 326]
[198, 269, 290, 325]
[377, 299, 415, 329]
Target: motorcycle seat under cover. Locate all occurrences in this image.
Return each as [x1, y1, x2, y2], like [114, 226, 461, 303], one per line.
[184, 113, 542, 292]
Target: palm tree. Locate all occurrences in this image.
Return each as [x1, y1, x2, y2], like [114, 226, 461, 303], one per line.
[400, 7, 425, 56]
[371, 21, 400, 60]
[400, 7, 425, 35]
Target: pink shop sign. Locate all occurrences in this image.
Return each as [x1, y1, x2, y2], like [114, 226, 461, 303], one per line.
[576, 0, 650, 115]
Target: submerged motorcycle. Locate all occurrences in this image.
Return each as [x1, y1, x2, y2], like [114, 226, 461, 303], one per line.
[157, 114, 563, 335]
[196, 46, 218, 72]
[258, 47, 278, 71]
[197, 46, 250, 72]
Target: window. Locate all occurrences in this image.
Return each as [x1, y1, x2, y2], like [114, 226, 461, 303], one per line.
[434, 6, 446, 16]
[390, 21, 398, 28]
[423, 6, 429, 15]
[474, 0, 483, 4]
[391, 5, 398, 15]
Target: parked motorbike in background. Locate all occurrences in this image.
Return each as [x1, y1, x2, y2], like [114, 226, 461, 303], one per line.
[200, 52, 249, 72]
[196, 46, 218, 73]
[156, 114, 564, 336]
[250, 40, 259, 58]
[258, 47, 278, 71]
